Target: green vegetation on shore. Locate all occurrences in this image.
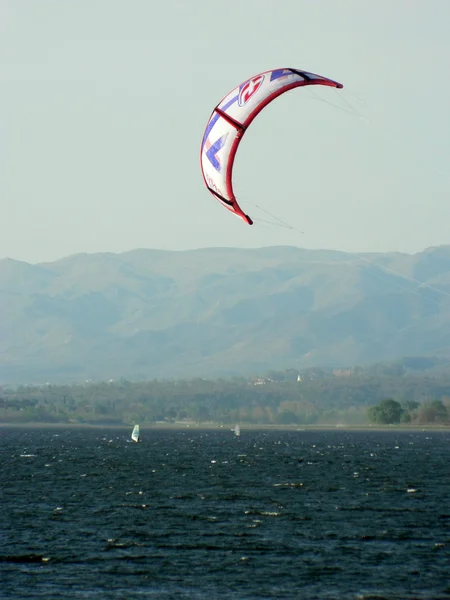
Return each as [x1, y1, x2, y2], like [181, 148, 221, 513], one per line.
[2, 362, 449, 427]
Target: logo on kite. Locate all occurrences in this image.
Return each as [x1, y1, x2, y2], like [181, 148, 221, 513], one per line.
[238, 74, 265, 106]
[205, 132, 229, 172]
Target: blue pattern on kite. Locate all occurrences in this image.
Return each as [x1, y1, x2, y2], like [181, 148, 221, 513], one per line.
[206, 134, 227, 171]
[270, 69, 291, 81]
[202, 94, 238, 150]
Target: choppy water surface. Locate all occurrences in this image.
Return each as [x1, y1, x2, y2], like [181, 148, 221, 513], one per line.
[1, 427, 450, 599]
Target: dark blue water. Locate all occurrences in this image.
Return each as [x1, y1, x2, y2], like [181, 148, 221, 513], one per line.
[1, 427, 450, 599]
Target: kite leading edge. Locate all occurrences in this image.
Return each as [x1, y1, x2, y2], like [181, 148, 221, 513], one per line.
[200, 67, 343, 225]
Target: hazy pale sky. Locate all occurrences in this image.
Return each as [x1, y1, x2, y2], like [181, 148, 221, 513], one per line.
[2, 0, 449, 263]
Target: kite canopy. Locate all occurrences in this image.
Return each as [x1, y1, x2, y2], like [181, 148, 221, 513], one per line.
[200, 68, 343, 225]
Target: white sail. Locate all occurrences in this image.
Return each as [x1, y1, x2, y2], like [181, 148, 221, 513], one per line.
[131, 424, 140, 443]
[234, 424, 241, 437]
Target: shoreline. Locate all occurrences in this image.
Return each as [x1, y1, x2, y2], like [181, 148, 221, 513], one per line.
[1, 421, 449, 432]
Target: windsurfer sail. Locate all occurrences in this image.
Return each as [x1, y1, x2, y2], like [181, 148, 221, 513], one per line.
[131, 424, 140, 443]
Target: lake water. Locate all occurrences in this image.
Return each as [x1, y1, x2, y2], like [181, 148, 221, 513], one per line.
[1, 427, 450, 599]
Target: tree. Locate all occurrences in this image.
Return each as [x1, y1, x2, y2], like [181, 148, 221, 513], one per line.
[418, 400, 448, 424]
[367, 398, 403, 424]
[276, 410, 299, 425]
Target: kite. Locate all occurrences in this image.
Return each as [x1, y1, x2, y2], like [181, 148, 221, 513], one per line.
[200, 68, 343, 225]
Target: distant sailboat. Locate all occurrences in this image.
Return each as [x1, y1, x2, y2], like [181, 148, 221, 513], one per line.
[131, 424, 140, 443]
[233, 424, 241, 437]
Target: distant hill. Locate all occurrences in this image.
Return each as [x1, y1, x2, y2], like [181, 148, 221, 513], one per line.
[2, 245, 450, 384]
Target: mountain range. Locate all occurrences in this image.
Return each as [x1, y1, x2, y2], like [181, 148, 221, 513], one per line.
[2, 245, 450, 384]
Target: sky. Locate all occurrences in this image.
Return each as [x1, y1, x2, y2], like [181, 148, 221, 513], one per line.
[1, 0, 450, 263]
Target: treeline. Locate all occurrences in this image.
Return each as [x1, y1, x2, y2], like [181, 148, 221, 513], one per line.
[367, 398, 449, 425]
[1, 363, 450, 426]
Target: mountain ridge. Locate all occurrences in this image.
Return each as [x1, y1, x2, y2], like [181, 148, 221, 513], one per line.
[2, 245, 450, 384]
